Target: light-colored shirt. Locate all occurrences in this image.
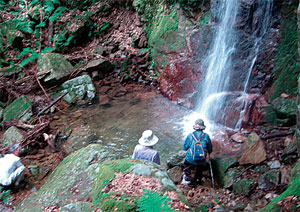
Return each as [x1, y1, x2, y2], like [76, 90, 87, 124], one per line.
[0, 154, 25, 186]
[132, 144, 160, 165]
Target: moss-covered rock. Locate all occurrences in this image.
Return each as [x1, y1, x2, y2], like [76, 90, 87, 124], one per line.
[212, 157, 238, 185]
[92, 159, 187, 212]
[270, 96, 297, 126]
[258, 169, 280, 191]
[291, 159, 300, 179]
[58, 75, 96, 106]
[297, 1, 300, 157]
[223, 167, 245, 189]
[232, 179, 256, 196]
[2, 95, 33, 122]
[37, 53, 74, 84]
[0, 20, 23, 49]
[1, 126, 24, 148]
[15, 144, 120, 212]
[0, 65, 22, 77]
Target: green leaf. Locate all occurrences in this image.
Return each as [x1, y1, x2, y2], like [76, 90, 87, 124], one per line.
[53, 0, 61, 5]
[21, 55, 37, 67]
[36, 22, 46, 28]
[17, 48, 34, 58]
[41, 47, 53, 53]
[49, 6, 65, 22]
[30, 0, 39, 6]
[44, 1, 54, 14]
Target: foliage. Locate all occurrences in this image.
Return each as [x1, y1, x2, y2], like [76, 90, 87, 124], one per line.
[16, 47, 53, 67]
[272, 4, 300, 99]
[0, 188, 12, 204]
[137, 189, 175, 212]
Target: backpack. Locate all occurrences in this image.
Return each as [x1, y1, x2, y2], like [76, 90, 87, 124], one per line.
[190, 132, 206, 161]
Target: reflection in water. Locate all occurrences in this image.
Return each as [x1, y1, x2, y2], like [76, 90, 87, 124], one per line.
[59, 91, 189, 162]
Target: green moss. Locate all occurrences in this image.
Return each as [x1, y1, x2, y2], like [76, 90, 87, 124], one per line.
[291, 159, 300, 179]
[272, 4, 300, 99]
[260, 174, 300, 212]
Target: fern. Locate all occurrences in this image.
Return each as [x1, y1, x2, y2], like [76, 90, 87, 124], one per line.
[0, 188, 12, 204]
[49, 6, 66, 22]
[15, 20, 35, 34]
[137, 189, 176, 212]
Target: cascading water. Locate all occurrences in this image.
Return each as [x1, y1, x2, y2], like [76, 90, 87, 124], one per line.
[191, 0, 274, 132]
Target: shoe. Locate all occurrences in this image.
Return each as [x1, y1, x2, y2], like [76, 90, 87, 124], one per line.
[181, 178, 191, 185]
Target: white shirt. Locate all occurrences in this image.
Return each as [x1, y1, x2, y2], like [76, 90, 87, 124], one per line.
[0, 154, 25, 186]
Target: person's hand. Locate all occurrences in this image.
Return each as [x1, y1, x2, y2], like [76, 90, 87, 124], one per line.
[206, 154, 210, 162]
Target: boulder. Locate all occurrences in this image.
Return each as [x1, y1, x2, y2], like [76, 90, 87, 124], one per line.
[92, 159, 189, 212]
[0, 20, 23, 49]
[232, 179, 256, 196]
[230, 133, 247, 143]
[271, 96, 297, 126]
[212, 157, 238, 185]
[267, 160, 281, 169]
[15, 144, 120, 212]
[167, 166, 182, 184]
[291, 159, 300, 179]
[0, 66, 22, 77]
[37, 53, 74, 84]
[3, 95, 33, 122]
[239, 132, 266, 165]
[84, 59, 114, 78]
[58, 75, 96, 105]
[166, 150, 186, 168]
[223, 167, 245, 189]
[258, 169, 281, 191]
[1, 126, 24, 148]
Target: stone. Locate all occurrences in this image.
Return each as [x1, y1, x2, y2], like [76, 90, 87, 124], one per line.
[232, 179, 256, 196]
[272, 96, 297, 126]
[0, 66, 23, 77]
[94, 46, 105, 55]
[258, 169, 280, 191]
[168, 166, 182, 184]
[291, 159, 300, 179]
[58, 75, 96, 105]
[267, 160, 281, 169]
[0, 107, 3, 121]
[223, 167, 244, 189]
[166, 150, 186, 168]
[1, 126, 24, 148]
[212, 157, 238, 185]
[99, 95, 111, 106]
[15, 144, 120, 212]
[28, 165, 50, 181]
[230, 133, 247, 143]
[3, 95, 33, 122]
[37, 53, 74, 84]
[61, 202, 92, 212]
[6, 29, 23, 49]
[84, 59, 113, 78]
[239, 132, 266, 165]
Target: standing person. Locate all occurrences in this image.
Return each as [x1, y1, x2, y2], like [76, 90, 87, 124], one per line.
[132, 130, 161, 165]
[181, 119, 212, 185]
[0, 144, 26, 189]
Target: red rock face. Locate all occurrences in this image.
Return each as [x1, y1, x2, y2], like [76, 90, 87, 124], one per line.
[159, 58, 203, 106]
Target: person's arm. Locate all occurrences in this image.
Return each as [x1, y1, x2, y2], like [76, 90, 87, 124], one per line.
[182, 134, 192, 151]
[153, 152, 160, 165]
[206, 134, 213, 154]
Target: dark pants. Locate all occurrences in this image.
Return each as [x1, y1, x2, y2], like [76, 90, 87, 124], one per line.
[183, 160, 205, 182]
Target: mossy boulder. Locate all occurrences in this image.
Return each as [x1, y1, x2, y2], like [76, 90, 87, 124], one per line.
[212, 157, 238, 185]
[223, 167, 245, 189]
[3, 95, 33, 122]
[37, 53, 74, 84]
[15, 144, 120, 212]
[166, 150, 186, 168]
[1, 126, 24, 148]
[258, 169, 281, 191]
[92, 159, 188, 212]
[291, 159, 300, 179]
[0, 65, 22, 77]
[232, 179, 256, 196]
[58, 75, 96, 106]
[271, 96, 297, 126]
[0, 20, 23, 49]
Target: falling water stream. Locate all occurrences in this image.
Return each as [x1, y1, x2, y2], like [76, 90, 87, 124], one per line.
[188, 0, 274, 133]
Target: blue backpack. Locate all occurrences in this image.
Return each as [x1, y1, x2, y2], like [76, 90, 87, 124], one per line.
[190, 132, 206, 161]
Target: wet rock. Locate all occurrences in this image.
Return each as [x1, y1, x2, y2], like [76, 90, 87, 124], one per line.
[239, 132, 266, 165]
[15, 144, 120, 212]
[166, 150, 186, 168]
[168, 166, 182, 184]
[37, 53, 74, 84]
[267, 160, 280, 169]
[1, 126, 24, 148]
[3, 95, 33, 122]
[258, 169, 280, 191]
[59, 75, 96, 105]
[232, 179, 256, 196]
[84, 59, 114, 78]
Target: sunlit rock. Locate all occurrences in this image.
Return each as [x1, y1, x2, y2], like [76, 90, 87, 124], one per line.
[239, 132, 266, 165]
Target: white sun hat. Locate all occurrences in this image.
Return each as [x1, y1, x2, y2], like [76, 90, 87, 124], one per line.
[138, 130, 159, 147]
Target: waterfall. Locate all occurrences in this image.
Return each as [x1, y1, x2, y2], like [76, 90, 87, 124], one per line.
[194, 0, 273, 131]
